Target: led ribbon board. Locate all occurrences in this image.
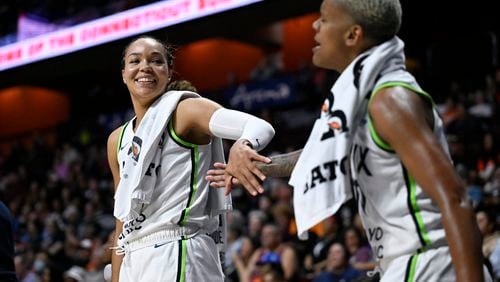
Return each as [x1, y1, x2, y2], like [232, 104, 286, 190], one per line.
[0, 0, 263, 71]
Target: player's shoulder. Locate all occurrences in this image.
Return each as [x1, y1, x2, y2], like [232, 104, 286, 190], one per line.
[176, 97, 222, 120]
[370, 85, 416, 104]
[109, 126, 123, 141]
[107, 125, 126, 150]
[369, 86, 421, 117]
[177, 96, 219, 108]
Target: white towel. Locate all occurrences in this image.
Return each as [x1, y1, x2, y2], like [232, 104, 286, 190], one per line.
[206, 136, 233, 257]
[207, 137, 233, 216]
[289, 37, 406, 239]
[114, 90, 199, 222]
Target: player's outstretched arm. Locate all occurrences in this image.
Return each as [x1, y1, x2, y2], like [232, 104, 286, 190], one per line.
[176, 97, 274, 196]
[255, 149, 302, 177]
[206, 149, 302, 189]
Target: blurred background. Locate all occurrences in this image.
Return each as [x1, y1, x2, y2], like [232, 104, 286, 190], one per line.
[0, 0, 499, 281]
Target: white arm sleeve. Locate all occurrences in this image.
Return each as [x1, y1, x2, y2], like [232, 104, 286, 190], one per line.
[209, 108, 275, 151]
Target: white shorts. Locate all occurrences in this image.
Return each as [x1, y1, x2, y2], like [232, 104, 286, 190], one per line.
[380, 246, 492, 282]
[119, 234, 224, 282]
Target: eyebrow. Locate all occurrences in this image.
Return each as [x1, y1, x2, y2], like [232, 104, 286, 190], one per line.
[127, 51, 164, 58]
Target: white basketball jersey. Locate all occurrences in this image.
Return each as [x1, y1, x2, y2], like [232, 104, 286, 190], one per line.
[350, 70, 450, 268]
[116, 118, 215, 245]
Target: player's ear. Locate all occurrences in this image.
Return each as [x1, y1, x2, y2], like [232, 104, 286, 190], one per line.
[345, 24, 363, 46]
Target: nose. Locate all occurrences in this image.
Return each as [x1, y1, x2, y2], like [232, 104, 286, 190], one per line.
[312, 18, 319, 31]
[139, 59, 152, 72]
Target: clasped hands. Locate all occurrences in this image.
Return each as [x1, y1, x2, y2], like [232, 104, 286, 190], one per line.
[205, 139, 270, 196]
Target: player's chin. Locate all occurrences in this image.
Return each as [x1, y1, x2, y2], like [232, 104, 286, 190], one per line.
[312, 54, 328, 69]
[136, 88, 163, 99]
[313, 53, 337, 71]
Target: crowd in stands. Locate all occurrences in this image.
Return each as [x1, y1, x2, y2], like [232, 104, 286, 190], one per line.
[1, 0, 499, 280]
[1, 53, 499, 281]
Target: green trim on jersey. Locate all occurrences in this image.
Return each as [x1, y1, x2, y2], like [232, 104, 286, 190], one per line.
[116, 121, 130, 156]
[168, 119, 198, 148]
[368, 81, 434, 152]
[176, 238, 187, 282]
[403, 165, 432, 248]
[408, 172, 432, 245]
[371, 82, 434, 106]
[168, 120, 200, 227]
[368, 120, 394, 153]
[404, 252, 420, 282]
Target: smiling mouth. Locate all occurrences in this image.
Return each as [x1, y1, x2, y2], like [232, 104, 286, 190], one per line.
[135, 77, 157, 87]
[136, 77, 155, 83]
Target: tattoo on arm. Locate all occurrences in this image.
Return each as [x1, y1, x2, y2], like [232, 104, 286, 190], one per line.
[255, 150, 302, 177]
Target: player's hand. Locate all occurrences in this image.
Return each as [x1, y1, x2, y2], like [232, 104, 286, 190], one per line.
[206, 162, 240, 188]
[225, 139, 271, 196]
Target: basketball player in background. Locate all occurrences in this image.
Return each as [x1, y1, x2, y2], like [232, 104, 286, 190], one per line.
[208, 0, 492, 281]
